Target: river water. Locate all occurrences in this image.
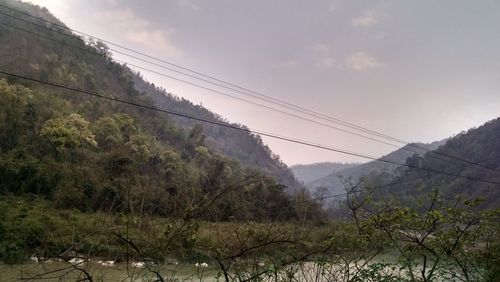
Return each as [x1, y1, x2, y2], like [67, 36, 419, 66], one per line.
[0, 261, 218, 281]
[0, 259, 446, 281]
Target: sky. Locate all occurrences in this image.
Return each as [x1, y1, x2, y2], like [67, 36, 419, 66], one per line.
[26, 0, 500, 165]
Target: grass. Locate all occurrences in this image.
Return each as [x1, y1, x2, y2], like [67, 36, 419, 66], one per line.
[0, 195, 344, 265]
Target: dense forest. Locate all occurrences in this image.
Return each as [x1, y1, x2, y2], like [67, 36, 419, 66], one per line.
[381, 118, 500, 209]
[132, 75, 303, 192]
[0, 0, 303, 192]
[0, 0, 320, 222]
[322, 119, 500, 217]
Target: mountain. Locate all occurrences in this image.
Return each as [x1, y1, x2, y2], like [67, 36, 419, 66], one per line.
[290, 162, 360, 184]
[0, 0, 319, 221]
[131, 75, 302, 191]
[0, 0, 302, 191]
[384, 118, 500, 208]
[306, 139, 446, 195]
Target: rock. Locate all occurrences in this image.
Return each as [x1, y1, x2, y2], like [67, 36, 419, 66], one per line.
[131, 261, 145, 268]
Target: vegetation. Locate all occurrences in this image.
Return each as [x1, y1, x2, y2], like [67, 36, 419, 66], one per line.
[305, 140, 446, 198]
[0, 196, 323, 263]
[133, 75, 303, 192]
[0, 0, 303, 192]
[372, 118, 500, 210]
[0, 1, 498, 281]
[347, 187, 500, 281]
[290, 162, 360, 184]
[0, 76, 323, 221]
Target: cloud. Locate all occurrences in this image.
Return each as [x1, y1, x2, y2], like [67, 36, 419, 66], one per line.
[274, 60, 299, 70]
[345, 52, 382, 71]
[315, 57, 336, 68]
[178, 0, 200, 11]
[104, 0, 118, 6]
[351, 11, 379, 27]
[310, 43, 337, 69]
[328, 1, 339, 12]
[310, 43, 330, 54]
[374, 32, 388, 40]
[100, 9, 181, 56]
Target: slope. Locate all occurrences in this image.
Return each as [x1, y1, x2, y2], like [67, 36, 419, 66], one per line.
[0, 0, 320, 221]
[131, 75, 302, 191]
[385, 118, 500, 208]
[290, 162, 360, 184]
[0, 0, 302, 192]
[308, 139, 446, 195]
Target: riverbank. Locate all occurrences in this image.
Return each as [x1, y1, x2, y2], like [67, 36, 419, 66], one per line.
[0, 196, 347, 264]
[0, 261, 219, 281]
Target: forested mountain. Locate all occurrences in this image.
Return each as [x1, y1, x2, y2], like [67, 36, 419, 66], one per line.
[306, 140, 446, 195]
[290, 162, 360, 184]
[0, 0, 319, 221]
[0, 0, 302, 193]
[380, 118, 500, 208]
[131, 75, 302, 191]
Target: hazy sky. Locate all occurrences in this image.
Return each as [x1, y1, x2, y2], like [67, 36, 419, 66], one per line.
[26, 0, 500, 165]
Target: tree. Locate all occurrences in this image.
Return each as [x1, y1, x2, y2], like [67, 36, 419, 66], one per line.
[40, 113, 97, 153]
[348, 187, 500, 281]
[93, 116, 122, 149]
[0, 79, 33, 152]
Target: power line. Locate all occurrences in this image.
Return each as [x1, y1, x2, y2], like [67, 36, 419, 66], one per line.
[0, 17, 431, 157]
[0, 3, 496, 172]
[1, 69, 499, 187]
[2, 20, 496, 183]
[1, 21, 497, 177]
[314, 154, 500, 201]
[0, 21, 412, 150]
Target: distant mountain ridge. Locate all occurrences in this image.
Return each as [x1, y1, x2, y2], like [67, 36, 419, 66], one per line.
[291, 162, 360, 184]
[299, 139, 447, 195]
[386, 118, 500, 209]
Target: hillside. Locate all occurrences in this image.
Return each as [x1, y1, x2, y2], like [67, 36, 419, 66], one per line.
[383, 118, 500, 208]
[0, 0, 302, 191]
[291, 162, 360, 184]
[131, 75, 302, 191]
[0, 0, 317, 220]
[307, 139, 446, 195]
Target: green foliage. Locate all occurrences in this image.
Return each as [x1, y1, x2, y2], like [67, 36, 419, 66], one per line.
[351, 190, 500, 281]
[383, 118, 500, 209]
[93, 116, 123, 148]
[40, 113, 97, 152]
[352, 263, 400, 282]
[0, 73, 321, 222]
[0, 79, 33, 152]
[0, 0, 317, 226]
[0, 0, 324, 226]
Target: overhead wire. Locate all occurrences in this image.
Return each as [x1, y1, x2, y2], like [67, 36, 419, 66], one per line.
[1, 69, 499, 187]
[0, 21, 415, 151]
[1, 16, 499, 211]
[0, 20, 497, 176]
[0, 19, 498, 188]
[310, 154, 500, 202]
[0, 4, 497, 172]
